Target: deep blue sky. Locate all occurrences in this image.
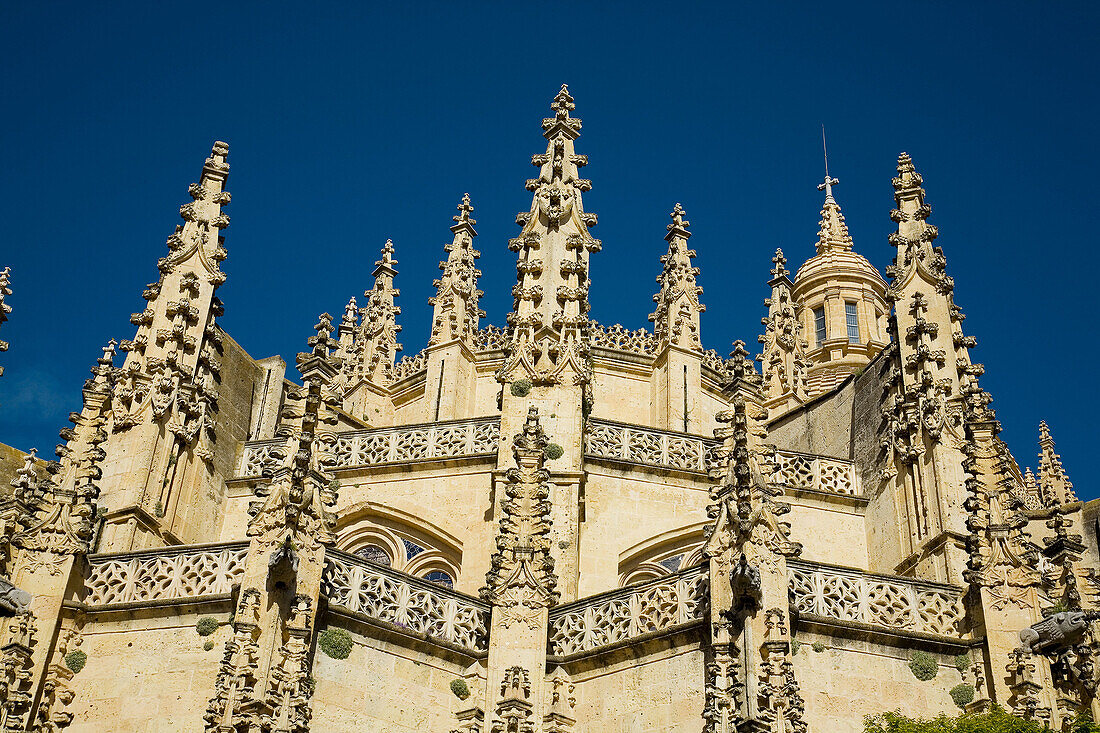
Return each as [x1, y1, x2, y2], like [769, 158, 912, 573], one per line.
[1, 3, 1095, 496]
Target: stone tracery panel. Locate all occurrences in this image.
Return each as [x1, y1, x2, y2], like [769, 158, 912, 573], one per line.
[237, 416, 500, 477]
[322, 550, 489, 653]
[584, 418, 859, 496]
[548, 566, 708, 656]
[787, 560, 963, 637]
[85, 543, 248, 607]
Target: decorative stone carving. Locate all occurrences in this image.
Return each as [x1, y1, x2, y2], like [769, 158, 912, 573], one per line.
[649, 203, 704, 352]
[482, 407, 558, 617]
[498, 86, 598, 392]
[428, 194, 485, 348]
[756, 249, 808, 412]
[0, 266, 10, 377]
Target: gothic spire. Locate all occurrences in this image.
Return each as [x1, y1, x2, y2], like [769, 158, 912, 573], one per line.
[112, 141, 229, 455]
[0, 267, 10, 376]
[500, 85, 600, 387]
[428, 194, 485, 347]
[756, 248, 808, 407]
[886, 153, 949, 292]
[354, 239, 403, 384]
[649, 203, 705, 351]
[1037, 421, 1076, 506]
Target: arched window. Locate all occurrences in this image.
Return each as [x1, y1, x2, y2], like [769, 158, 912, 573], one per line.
[355, 544, 391, 566]
[422, 570, 454, 588]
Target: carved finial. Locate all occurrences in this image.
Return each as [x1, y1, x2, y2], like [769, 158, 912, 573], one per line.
[454, 193, 476, 225]
[377, 239, 397, 269]
[1038, 421, 1076, 505]
[308, 313, 337, 358]
[771, 248, 789, 279]
[551, 84, 575, 117]
[342, 297, 358, 327]
[99, 339, 117, 366]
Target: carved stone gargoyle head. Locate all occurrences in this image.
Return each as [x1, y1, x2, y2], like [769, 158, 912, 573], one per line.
[729, 553, 761, 616]
[1019, 610, 1100, 655]
[0, 576, 31, 616]
[268, 536, 299, 589]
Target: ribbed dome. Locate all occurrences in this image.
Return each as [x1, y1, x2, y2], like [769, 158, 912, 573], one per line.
[794, 249, 886, 290]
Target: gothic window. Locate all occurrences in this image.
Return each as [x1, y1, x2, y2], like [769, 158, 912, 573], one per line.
[658, 554, 684, 572]
[422, 570, 454, 588]
[814, 307, 827, 346]
[356, 544, 392, 566]
[845, 302, 860, 343]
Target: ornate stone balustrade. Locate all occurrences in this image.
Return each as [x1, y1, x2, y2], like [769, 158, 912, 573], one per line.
[584, 419, 860, 496]
[772, 450, 859, 496]
[788, 560, 964, 638]
[390, 348, 428, 382]
[238, 416, 500, 477]
[548, 566, 708, 657]
[322, 550, 489, 653]
[85, 542, 248, 608]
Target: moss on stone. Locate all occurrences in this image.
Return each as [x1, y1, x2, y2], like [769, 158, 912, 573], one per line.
[64, 649, 87, 674]
[909, 651, 938, 681]
[195, 617, 219, 637]
[318, 628, 353, 660]
[510, 379, 532, 397]
[450, 678, 470, 699]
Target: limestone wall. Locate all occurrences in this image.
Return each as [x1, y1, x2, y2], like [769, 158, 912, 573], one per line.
[68, 606, 225, 732]
[569, 643, 706, 730]
[795, 630, 970, 733]
[310, 621, 470, 733]
[580, 467, 710, 596]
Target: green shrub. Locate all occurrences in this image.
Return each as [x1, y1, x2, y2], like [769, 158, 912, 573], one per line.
[510, 379, 532, 397]
[64, 649, 87, 674]
[203, 640, 215, 651]
[909, 651, 939, 681]
[812, 641, 826, 653]
[950, 684, 975, 709]
[450, 678, 470, 699]
[318, 628, 353, 660]
[544, 443, 564, 460]
[954, 654, 970, 673]
[865, 705, 1050, 733]
[195, 617, 219, 637]
[790, 639, 801, 655]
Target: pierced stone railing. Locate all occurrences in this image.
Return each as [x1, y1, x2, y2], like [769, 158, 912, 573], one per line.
[548, 566, 708, 657]
[390, 349, 428, 382]
[788, 560, 964, 638]
[86, 542, 248, 608]
[584, 419, 860, 496]
[238, 416, 500, 477]
[771, 450, 859, 496]
[322, 550, 489, 654]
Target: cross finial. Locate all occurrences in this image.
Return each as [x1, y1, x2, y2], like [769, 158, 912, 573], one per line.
[669, 203, 689, 229]
[817, 125, 839, 199]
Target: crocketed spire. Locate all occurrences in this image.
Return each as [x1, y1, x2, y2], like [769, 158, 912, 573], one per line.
[816, 173, 853, 254]
[353, 239, 403, 384]
[650, 203, 705, 351]
[757, 248, 808, 409]
[1037, 421, 1077, 506]
[500, 85, 600, 387]
[428, 194, 485, 347]
[112, 141, 230, 458]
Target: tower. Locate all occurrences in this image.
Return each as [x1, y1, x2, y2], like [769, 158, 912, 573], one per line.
[792, 157, 889, 396]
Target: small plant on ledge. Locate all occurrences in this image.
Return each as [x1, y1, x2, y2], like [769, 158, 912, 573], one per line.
[318, 628, 353, 660]
[909, 650, 938, 681]
[195, 617, 219, 637]
[949, 683, 975, 709]
[510, 378, 532, 397]
[544, 443, 564, 460]
[64, 649, 87, 674]
[450, 678, 470, 700]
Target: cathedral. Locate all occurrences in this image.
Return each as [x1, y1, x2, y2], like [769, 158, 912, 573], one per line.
[0, 85, 1096, 732]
